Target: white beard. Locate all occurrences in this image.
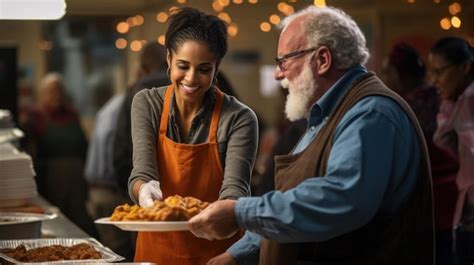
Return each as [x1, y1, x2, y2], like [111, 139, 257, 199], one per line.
[281, 64, 317, 121]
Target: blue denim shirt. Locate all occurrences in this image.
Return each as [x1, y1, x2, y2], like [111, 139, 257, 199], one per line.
[227, 66, 421, 265]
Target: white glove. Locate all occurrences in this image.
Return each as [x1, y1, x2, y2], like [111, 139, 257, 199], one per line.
[138, 180, 163, 208]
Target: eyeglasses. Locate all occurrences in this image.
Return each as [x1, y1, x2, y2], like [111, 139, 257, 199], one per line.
[275, 47, 316, 71]
[428, 63, 456, 77]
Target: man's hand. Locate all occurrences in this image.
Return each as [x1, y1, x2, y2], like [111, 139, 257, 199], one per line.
[189, 200, 239, 240]
[207, 252, 237, 265]
[138, 180, 163, 207]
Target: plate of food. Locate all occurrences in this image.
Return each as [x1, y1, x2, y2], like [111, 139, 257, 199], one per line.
[95, 195, 209, 232]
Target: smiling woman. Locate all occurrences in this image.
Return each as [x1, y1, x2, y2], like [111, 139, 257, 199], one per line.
[126, 7, 259, 265]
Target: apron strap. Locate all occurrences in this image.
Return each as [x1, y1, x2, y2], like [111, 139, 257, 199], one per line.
[159, 85, 174, 135]
[209, 87, 224, 143]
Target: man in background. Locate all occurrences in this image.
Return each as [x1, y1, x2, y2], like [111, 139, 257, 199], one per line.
[113, 42, 169, 193]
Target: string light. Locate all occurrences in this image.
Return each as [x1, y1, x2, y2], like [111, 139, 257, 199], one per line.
[115, 38, 127, 49]
[156, 12, 168, 23]
[440, 17, 451, 30]
[218, 0, 230, 7]
[133, 15, 144, 26]
[314, 0, 326, 7]
[277, 2, 287, 13]
[228, 23, 238, 37]
[126, 17, 135, 27]
[233, 0, 243, 3]
[130, 40, 143, 52]
[218, 12, 232, 24]
[260, 22, 271, 32]
[451, 16, 461, 28]
[269, 14, 281, 25]
[212, 1, 224, 12]
[116, 22, 129, 34]
[449, 2, 461, 15]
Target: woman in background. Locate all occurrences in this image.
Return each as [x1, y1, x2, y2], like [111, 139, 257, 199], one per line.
[128, 7, 258, 264]
[428, 37, 474, 265]
[382, 42, 459, 265]
[21, 72, 96, 237]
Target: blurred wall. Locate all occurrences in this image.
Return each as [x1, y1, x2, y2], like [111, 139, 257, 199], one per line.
[1, 0, 473, 127]
[0, 21, 45, 97]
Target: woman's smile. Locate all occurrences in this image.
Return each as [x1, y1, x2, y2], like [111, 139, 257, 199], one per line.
[180, 83, 200, 94]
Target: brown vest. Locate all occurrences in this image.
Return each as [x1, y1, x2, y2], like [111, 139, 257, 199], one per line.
[259, 73, 434, 265]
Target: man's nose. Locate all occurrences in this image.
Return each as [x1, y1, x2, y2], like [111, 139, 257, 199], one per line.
[274, 66, 284, 80]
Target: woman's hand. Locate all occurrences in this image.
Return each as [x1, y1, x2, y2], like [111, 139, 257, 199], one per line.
[138, 180, 163, 207]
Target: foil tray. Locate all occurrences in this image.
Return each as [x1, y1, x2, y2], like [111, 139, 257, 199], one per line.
[0, 238, 125, 264]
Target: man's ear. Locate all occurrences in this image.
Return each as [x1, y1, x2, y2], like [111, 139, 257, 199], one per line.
[315, 46, 331, 75]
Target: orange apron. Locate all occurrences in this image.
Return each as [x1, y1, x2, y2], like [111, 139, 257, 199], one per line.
[134, 85, 241, 264]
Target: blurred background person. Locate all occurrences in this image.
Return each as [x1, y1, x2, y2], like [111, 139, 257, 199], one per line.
[113, 42, 169, 193]
[84, 70, 135, 260]
[251, 87, 307, 196]
[428, 37, 474, 265]
[381, 42, 459, 265]
[20, 72, 96, 237]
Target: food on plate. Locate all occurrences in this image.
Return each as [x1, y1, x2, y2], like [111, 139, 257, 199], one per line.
[110, 195, 209, 221]
[0, 243, 101, 262]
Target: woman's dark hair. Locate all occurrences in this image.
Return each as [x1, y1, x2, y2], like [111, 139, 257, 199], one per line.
[165, 7, 228, 61]
[430, 37, 473, 66]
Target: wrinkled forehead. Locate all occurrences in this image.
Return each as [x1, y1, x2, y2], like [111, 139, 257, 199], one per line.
[278, 16, 308, 52]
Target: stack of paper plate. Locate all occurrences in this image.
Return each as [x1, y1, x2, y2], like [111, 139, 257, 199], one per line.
[0, 152, 37, 207]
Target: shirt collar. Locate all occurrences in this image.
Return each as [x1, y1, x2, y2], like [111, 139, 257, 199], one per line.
[307, 65, 367, 126]
[170, 87, 216, 121]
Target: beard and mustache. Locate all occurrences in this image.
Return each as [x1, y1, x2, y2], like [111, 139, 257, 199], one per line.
[280, 62, 318, 121]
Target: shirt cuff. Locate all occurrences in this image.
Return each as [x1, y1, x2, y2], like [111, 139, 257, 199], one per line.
[235, 197, 262, 231]
[227, 231, 261, 265]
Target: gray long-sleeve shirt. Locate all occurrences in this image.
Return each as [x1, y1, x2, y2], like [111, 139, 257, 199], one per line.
[128, 86, 259, 203]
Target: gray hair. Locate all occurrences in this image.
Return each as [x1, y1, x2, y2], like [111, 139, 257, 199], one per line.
[39, 72, 64, 91]
[279, 6, 369, 69]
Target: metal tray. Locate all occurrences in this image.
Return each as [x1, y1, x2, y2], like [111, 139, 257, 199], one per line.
[0, 238, 124, 264]
[0, 212, 57, 225]
[0, 212, 57, 240]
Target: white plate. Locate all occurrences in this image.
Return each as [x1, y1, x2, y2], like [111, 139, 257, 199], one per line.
[95, 217, 189, 232]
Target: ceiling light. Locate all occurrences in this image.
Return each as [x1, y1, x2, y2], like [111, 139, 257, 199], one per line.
[0, 0, 66, 20]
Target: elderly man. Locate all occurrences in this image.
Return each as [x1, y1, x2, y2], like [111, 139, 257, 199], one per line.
[190, 5, 434, 265]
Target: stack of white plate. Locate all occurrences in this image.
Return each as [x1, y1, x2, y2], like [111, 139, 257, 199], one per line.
[0, 151, 37, 207]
